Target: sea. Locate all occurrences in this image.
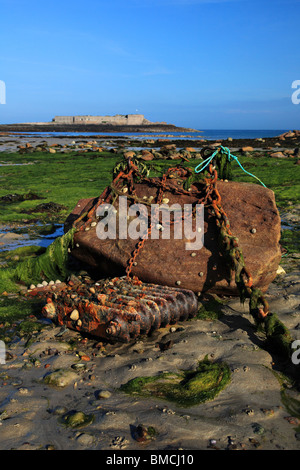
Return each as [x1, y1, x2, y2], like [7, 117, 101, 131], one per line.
[13, 129, 288, 140]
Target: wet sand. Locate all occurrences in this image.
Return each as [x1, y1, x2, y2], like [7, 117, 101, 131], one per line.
[0, 263, 299, 451]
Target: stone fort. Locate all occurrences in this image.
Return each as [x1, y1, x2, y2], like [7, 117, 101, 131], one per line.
[52, 114, 153, 125]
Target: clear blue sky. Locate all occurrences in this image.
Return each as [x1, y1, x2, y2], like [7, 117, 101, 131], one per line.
[0, 0, 299, 129]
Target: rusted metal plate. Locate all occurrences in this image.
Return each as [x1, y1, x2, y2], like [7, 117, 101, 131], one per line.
[65, 178, 281, 296]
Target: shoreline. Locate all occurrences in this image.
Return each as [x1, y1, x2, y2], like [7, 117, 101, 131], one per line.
[0, 123, 198, 134]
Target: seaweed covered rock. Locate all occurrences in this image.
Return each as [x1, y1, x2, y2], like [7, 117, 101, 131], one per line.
[119, 358, 231, 407]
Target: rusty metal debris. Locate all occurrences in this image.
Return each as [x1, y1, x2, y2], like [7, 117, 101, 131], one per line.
[41, 277, 198, 342]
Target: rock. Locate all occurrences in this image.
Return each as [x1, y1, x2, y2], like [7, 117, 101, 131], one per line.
[270, 152, 287, 158]
[132, 424, 156, 442]
[60, 411, 94, 428]
[276, 266, 286, 277]
[52, 406, 68, 416]
[123, 151, 135, 158]
[43, 369, 78, 388]
[209, 142, 222, 148]
[65, 177, 281, 296]
[76, 433, 95, 447]
[139, 152, 154, 161]
[96, 390, 112, 399]
[70, 309, 79, 321]
[160, 144, 176, 150]
[241, 146, 254, 152]
[251, 423, 265, 435]
[49, 148, 56, 154]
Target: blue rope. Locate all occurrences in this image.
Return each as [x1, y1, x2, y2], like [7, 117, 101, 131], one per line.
[194, 146, 266, 188]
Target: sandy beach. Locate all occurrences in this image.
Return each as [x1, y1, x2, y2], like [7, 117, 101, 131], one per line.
[0, 265, 299, 451]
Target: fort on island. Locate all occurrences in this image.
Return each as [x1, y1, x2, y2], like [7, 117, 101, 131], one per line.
[52, 114, 161, 126]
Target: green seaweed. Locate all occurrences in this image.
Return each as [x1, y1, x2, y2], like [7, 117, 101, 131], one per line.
[120, 357, 231, 407]
[59, 410, 95, 429]
[280, 229, 300, 255]
[0, 227, 76, 293]
[195, 296, 226, 321]
[263, 313, 294, 359]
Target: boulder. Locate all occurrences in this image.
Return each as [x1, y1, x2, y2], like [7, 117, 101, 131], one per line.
[139, 150, 154, 161]
[123, 151, 135, 158]
[270, 152, 287, 158]
[65, 177, 281, 296]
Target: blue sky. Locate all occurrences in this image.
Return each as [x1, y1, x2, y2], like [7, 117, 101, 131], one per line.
[0, 0, 299, 129]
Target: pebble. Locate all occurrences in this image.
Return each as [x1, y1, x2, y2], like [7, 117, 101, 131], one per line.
[52, 406, 68, 416]
[76, 433, 95, 447]
[251, 423, 265, 435]
[162, 407, 176, 415]
[80, 355, 91, 362]
[97, 390, 112, 399]
[70, 309, 79, 321]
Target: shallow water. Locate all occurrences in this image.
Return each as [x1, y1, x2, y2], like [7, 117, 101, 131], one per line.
[4, 129, 289, 139]
[0, 223, 64, 252]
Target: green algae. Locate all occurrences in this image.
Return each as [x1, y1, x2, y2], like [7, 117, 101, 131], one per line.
[0, 228, 76, 293]
[120, 357, 231, 407]
[280, 229, 300, 255]
[196, 296, 226, 321]
[263, 313, 294, 359]
[0, 297, 46, 344]
[0, 245, 46, 265]
[0, 151, 122, 225]
[59, 410, 95, 429]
